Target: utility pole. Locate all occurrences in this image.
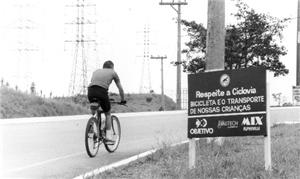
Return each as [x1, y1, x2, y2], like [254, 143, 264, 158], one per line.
[206, 0, 225, 71]
[294, 0, 300, 104]
[159, 0, 187, 110]
[193, 0, 225, 169]
[297, 0, 300, 86]
[151, 55, 167, 110]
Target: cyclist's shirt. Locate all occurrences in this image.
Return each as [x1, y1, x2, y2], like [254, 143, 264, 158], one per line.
[88, 69, 120, 90]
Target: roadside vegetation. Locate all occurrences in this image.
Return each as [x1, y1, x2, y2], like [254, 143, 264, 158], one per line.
[0, 87, 176, 119]
[98, 124, 300, 179]
[180, 0, 290, 77]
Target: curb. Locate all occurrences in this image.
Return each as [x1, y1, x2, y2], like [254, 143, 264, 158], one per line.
[73, 121, 300, 179]
[73, 140, 189, 179]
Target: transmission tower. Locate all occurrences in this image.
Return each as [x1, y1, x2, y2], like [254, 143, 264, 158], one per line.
[139, 24, 153, 93]
[65, 0, 97, 96]
[14, 1, 40, 91]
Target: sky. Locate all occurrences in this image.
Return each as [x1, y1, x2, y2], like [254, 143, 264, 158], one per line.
[0, 0, 298, 105]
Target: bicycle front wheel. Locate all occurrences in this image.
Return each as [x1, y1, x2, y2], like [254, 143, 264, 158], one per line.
[104, 115, 121, 153]
[85, 117, 101, 157]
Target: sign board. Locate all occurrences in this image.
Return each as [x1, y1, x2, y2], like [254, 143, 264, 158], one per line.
[188, 67, 267, 138]
[293, 86, 300, 101]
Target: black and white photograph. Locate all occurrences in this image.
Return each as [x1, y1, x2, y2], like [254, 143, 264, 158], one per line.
[0, 0, 299, 178]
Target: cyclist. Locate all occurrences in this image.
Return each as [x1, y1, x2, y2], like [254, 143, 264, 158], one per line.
[87, 60, 126, 141]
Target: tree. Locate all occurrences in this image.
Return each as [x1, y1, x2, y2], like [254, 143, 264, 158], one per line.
[181, 0, 290, 76]
[272, 92, 282, 106]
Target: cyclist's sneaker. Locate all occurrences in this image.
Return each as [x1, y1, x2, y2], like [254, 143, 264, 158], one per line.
[104, 130, 115, 145]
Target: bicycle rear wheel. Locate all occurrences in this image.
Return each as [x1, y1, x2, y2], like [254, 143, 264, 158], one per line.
[104, 115, 121, 153]
[85, 117, 101, 157]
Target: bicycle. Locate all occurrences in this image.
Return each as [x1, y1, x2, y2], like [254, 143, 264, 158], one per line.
[85, 100, 124, 157]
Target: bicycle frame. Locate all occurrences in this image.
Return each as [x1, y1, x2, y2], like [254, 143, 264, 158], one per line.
[85, 101, 123, 156]
[95, 110, 105, 137]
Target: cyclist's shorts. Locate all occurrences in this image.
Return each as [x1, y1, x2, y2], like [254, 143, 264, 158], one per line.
[87, 85, 111, 112]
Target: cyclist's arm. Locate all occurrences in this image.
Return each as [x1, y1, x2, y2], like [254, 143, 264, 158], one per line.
[113, 72, 125, 101]
[115, 80, 125, 101]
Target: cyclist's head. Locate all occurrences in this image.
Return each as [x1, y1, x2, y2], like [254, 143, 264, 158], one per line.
[103, 60, 114, 69]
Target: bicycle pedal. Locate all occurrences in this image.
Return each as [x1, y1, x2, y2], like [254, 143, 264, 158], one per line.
[103, 138, 115, 145]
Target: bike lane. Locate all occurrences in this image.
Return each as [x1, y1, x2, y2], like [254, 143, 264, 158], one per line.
[0, 111, 187, 179]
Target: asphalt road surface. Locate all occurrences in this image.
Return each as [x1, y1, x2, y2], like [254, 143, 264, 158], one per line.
[0, 111, 187, 179]
[1, 107, 299, 179]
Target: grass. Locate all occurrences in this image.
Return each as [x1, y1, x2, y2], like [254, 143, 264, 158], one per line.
[97, 124, 300, 179]
[0, 87, 89, 118]
[0, 87, 176, 119]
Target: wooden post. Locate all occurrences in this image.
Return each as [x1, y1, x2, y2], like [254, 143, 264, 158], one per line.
[264, 82, 272, 171]
[188, 0, 225, 170]
[205, 0, 225, 145]
[206, 0, 225, 71]
[189, 138, 196, 169]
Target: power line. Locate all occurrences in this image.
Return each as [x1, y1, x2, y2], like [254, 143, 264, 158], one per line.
[159, 0, 187, 110]
[65, 0, 97, 96]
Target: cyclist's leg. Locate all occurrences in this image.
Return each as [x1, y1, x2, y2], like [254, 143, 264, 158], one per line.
[103, 111, 113, 141]
[104, 111, 112, 130]
[87, 86, 97, 103]
[88, 85, 111, 131]
[99, 91, 111, 130]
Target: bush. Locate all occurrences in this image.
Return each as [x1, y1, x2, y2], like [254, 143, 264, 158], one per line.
[146, 96, 153, 103]
[282, 102, 293, 107]
[0, 87, 89, 118]
[0, 87, 177, 118]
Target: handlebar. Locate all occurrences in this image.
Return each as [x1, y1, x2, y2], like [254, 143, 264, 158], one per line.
[110, 99, 127, 106]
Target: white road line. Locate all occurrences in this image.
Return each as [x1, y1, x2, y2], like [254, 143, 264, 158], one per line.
[270, 106, 300, 110]
[274, 121, 300, 125]
[6, 152, 85, 173]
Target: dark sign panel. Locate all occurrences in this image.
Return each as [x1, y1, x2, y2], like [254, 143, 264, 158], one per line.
[188, 67, 267, 138]
[188, 67, 266, 116]
[188, 114, 267, 138]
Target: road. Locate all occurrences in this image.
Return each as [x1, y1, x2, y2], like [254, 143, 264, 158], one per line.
[0, 111, 187, 179]
[0, 107, 299, 179]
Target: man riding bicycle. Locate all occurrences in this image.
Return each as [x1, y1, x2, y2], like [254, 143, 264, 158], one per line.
[87, 60, 126, 141]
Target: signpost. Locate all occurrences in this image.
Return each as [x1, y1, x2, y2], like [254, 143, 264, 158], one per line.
[187, 67, 271, 170]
